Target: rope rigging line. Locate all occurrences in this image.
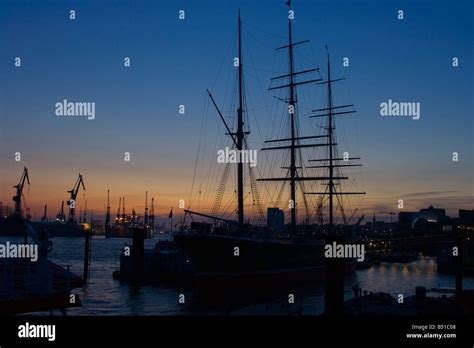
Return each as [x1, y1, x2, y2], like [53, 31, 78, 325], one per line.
[210, 159, 232, 217]
[246, 145, 265, 224]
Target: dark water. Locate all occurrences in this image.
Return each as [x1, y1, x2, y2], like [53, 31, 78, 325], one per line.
[2, 236, 473, 315]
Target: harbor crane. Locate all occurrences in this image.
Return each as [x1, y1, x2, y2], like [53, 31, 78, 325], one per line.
[67, 174, 85, 223]
[13, 167, 30, 218]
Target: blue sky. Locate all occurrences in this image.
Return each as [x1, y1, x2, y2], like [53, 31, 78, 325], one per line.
[0, 0, 472, 221]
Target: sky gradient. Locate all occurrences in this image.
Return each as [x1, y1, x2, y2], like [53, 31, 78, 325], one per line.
[0, 0, 472, 224]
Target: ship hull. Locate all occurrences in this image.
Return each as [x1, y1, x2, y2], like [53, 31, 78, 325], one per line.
[31, 221, 86, 238]
[173, 233, 356, 276]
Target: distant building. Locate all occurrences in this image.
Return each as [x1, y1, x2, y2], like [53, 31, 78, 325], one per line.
[398, 212, 418, 230]
[459, 209, 474, 227]
[398, 205, 451, 235]
[267, 207, 284, 231]
[420, 205, 446, 217]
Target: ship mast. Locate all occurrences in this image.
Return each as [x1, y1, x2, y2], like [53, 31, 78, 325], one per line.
[306, 47, 365, 225]
[305, 47, 365, 316]
[327, 49, 335, 234]
[205, 10, 248, 233]
[258, 0, 322, 235]
[237, 9, 244, 232]
[287, 4, 297, 233]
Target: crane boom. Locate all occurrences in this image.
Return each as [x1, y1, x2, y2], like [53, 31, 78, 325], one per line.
[68, 174, 85, 200]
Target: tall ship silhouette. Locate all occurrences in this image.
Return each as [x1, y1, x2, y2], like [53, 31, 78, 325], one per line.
[173, 1, 365, 287]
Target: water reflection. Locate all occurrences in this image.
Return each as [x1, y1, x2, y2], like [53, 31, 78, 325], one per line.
[1, 236, 472, 315]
